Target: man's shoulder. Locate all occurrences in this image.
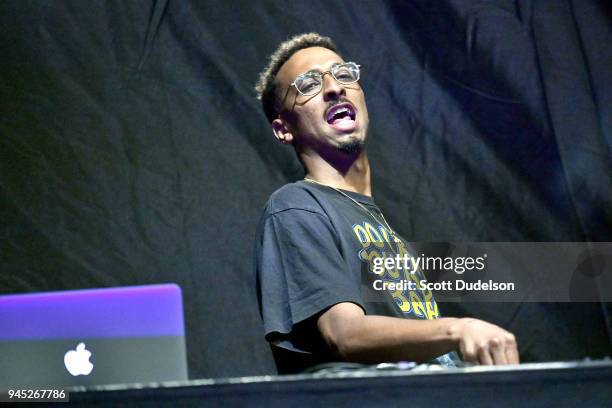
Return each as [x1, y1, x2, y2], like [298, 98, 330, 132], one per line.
[264, 180, 330, 216]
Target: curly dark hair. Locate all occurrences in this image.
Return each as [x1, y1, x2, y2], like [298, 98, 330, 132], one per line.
[255, 33, 340, 123]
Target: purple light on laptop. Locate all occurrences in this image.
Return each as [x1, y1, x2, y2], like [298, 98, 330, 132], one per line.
[0, 284, 185, 340]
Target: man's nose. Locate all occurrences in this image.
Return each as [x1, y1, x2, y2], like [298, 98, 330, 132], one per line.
[322, 73, 345, 101]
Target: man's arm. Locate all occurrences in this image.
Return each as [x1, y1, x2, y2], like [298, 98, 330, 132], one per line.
[317, 302, 519, 365]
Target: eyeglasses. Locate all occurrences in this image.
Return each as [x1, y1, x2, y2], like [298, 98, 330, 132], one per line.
[290, 62, 361, 96]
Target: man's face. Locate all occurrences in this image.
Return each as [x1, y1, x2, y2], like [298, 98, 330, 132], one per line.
[273, 47, 369, 156]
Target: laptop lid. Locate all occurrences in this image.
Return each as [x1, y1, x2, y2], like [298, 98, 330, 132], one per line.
[0, 283, 188, 389]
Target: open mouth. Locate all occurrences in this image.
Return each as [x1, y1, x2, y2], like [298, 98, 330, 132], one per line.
[325, 103, 357, 131]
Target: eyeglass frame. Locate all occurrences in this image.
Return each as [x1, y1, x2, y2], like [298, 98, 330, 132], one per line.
[290, 61, 361, 96]
[277, 61, 362, 116]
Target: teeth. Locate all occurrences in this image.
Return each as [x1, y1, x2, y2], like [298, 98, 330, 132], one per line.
[335, 107, 352, 116]
[327, 104, 356, 123]
[329, 106, 353, 118]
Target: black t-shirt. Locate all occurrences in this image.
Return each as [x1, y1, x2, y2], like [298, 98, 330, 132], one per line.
[255, 180, 458, 373]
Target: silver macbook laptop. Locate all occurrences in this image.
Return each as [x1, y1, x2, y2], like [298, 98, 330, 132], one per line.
[0, 283, 188, 389]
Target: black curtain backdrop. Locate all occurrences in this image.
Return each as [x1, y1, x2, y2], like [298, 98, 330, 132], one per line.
[1, 0, 611, 378]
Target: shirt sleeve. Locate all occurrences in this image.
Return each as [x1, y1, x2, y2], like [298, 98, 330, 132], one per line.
[256, 207, 364, 353]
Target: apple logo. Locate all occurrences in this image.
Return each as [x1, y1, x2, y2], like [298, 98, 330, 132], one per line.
[64, 342, 94, 376]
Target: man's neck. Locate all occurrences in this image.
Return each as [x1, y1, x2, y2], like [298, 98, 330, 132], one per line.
[302, 150, 372, 196]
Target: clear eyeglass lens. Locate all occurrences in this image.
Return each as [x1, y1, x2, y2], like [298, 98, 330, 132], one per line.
[332, 63, 359, 83]
[295, 73, 321, 95]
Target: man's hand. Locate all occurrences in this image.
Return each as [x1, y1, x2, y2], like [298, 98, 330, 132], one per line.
[448, 318, 519, 365]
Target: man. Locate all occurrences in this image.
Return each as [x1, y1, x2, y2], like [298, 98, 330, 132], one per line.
[254, 33, 519, 374]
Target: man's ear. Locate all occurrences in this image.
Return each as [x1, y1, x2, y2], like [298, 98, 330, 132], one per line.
[272, 118, 294, 145]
